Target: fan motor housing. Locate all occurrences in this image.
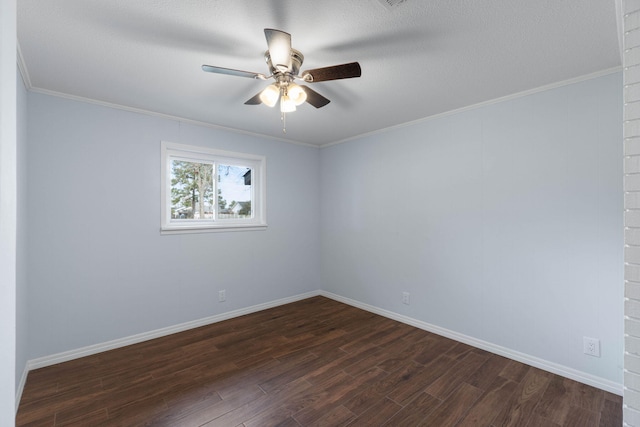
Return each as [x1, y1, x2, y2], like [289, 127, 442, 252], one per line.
[265, 49, 304, 76]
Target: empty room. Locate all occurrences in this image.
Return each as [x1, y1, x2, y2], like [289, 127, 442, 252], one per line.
[0, 0, 634, 426]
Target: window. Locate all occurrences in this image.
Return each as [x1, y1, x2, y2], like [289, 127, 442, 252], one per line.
[161, 141, 266, 233]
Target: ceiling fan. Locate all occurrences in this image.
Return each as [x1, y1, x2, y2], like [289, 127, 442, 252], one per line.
[202, 28, 361, 131]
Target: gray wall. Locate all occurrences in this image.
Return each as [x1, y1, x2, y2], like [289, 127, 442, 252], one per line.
[16, 69, 28, 398]
[320, 72, 623, 384]
[1, 0, 17, 419]
[25, 92, 321, 359]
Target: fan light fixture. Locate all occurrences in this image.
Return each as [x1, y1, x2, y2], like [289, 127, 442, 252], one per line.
[259, 84, 279, 107]
[259, 82, 308, 113]
[288, 83, 307, 106]
[280, 94, 296, 113]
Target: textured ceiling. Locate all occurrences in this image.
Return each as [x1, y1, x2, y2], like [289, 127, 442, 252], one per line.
[17, 0, 621, 146]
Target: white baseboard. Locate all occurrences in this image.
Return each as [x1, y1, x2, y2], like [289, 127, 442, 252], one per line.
[319, 290, 623, 396]
[26, 290, 320, 371]
[15, 364, 29, 414]
[19, 288, 622, 412]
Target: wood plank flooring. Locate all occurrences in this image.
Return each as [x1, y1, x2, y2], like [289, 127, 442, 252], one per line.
[16, 296, 622, 426]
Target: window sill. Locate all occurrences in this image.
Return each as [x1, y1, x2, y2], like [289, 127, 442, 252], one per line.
[161, 223, 268, 235]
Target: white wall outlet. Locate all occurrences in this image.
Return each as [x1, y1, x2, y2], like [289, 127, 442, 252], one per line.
[583, 336, 600, 357]
[218, 290, 226, 303]
[402, 292, 410, 305]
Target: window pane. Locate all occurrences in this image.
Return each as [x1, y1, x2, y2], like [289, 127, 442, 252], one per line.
[170, 160, 213, 220]
[161, 141, 266, 233]
[217, 164, 252, 219]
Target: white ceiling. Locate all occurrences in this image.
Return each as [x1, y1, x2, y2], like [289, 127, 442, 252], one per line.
[17, 0, 621, 147]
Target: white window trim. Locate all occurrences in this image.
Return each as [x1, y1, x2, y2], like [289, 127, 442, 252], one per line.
[161, 141, 267, 234]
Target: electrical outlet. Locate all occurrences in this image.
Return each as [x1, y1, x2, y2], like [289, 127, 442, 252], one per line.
[402, 292, 410, 305]
[583, 336, 600, 357]
[218, 290, 226, 303]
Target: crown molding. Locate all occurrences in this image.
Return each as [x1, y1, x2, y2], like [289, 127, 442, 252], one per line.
[16, 48, 318, 149]
[322, 66, 623, 148]
[16, 42, 32, 90]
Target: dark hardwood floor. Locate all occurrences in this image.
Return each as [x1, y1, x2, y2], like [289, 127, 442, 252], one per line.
[17, 296, 622, 426]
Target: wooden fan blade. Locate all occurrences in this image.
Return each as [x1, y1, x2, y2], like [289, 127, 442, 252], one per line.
[202, 65, 267, 80]
[244, 92, 263, 105]
[264, 28, 292, 71]
[300, 85, 330, 108]
[302, 62, 361, 82]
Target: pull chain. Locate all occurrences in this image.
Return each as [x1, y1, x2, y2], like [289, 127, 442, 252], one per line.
[280, 85, 287, 134]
